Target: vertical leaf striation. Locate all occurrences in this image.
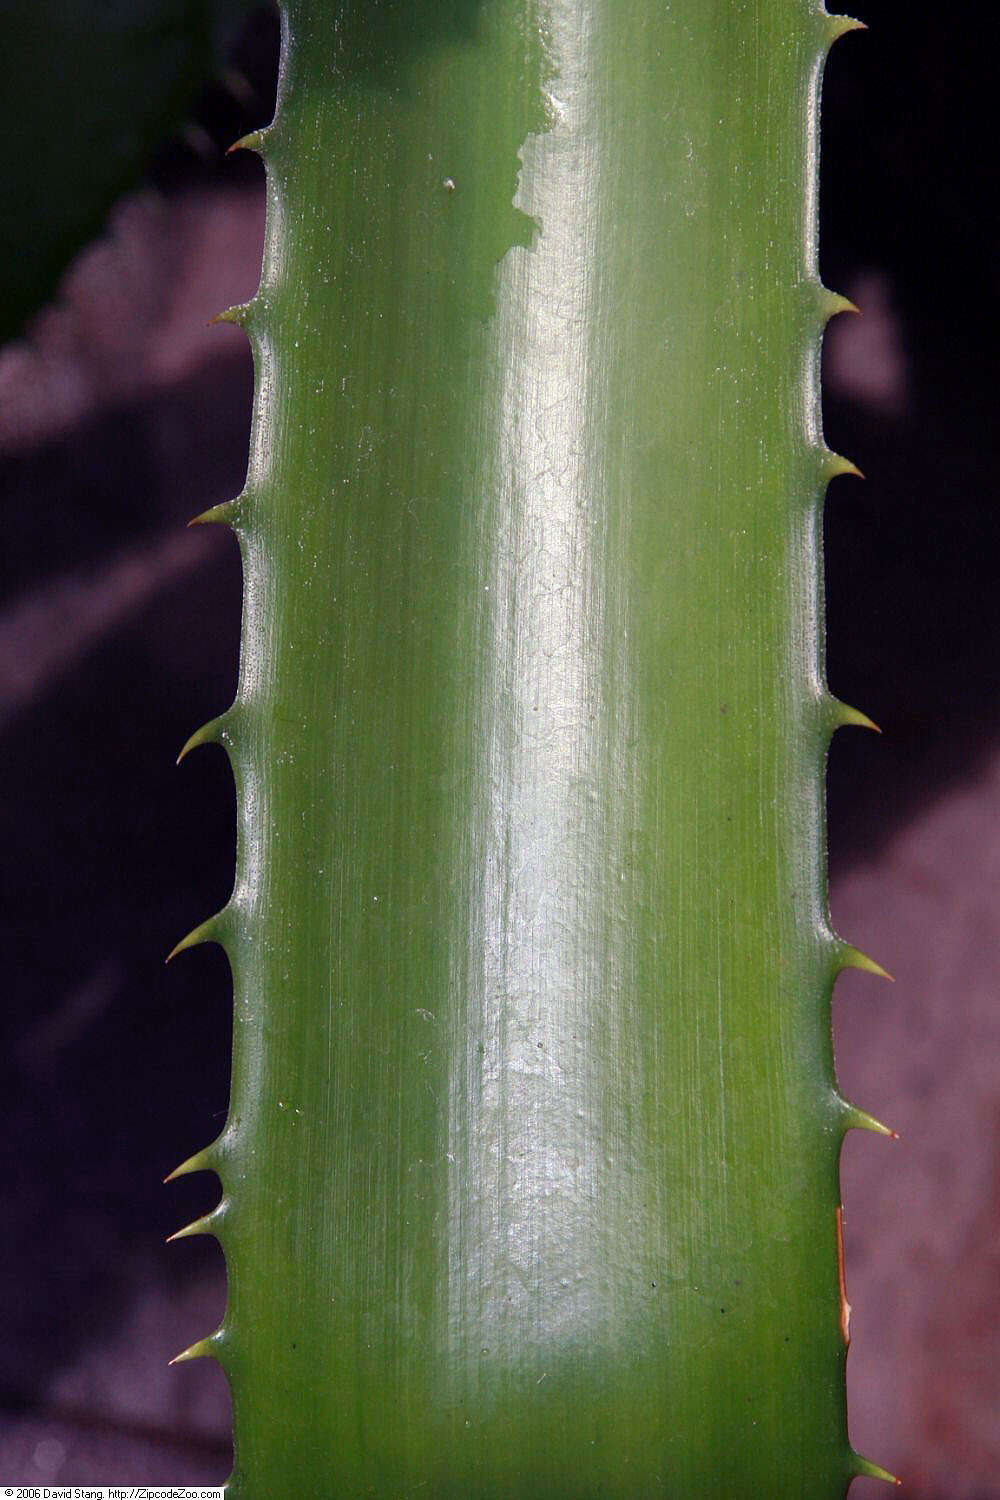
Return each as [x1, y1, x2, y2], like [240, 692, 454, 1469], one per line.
[170, 2, 893, 1493]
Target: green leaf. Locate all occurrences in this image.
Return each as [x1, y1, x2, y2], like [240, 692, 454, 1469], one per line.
[171, 2, 892, 1492]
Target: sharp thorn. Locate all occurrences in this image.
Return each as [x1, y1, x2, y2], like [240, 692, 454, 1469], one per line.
[831, 699, 881, 735]
[227, 129, 265, 157]
[208, 304, 246, 328]
[842, 1102, 900, 1140]
[853, 1454, 901, 1487]
[177, 715, 228, 765]
[163, 1144, 219, 1183]
[824, 451, 866, 483]
[188, 500, 237, 528]
[165, 912, 224, 965]
[169, 1332, 220, 1366]
[821, 288, 861, 321]
[839, 944, 894, 982]
[828, 15, 868, 43]
[166, 1204, 224, 1243]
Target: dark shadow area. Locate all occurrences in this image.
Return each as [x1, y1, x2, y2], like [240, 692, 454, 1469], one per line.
[0, 388, 244, 1428]
[820, 7, 1000, 875]
[1, 8, 270, 1478]
[1, 361, 250, 607]
[0, 355, 248, 1475]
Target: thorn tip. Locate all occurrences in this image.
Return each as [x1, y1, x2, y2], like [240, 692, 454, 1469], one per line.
[821, 288, 861, 321]
[176, 715, 227, 765]
[227, 129, 265, 157]
[168, 1333, 220, 1366]
[166, 1204, 224, 1243]
[165, 912, 225, 965]
[164, 1139, 222, 1183]
[853, 1453, 901, 1487]
[825, 451, 866, 483]
[843, 1101, 900, 1140]
[187, 500, 237, 529]
[828, 14, 868, 43]
[831, 699, 882, 735]
[208, 304, 245, 328]
[839, 944, 894, 983]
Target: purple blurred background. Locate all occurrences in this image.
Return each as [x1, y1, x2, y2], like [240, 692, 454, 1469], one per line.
[0, 3, 995, 1491]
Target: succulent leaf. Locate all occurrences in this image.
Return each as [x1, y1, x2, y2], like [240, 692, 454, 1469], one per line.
[170, 2, 890, 1492]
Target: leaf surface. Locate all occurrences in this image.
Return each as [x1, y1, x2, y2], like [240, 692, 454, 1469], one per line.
[173, 3, 888, 1493]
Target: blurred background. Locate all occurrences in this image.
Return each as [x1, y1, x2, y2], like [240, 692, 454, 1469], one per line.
[0, 1, 995, 1491]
